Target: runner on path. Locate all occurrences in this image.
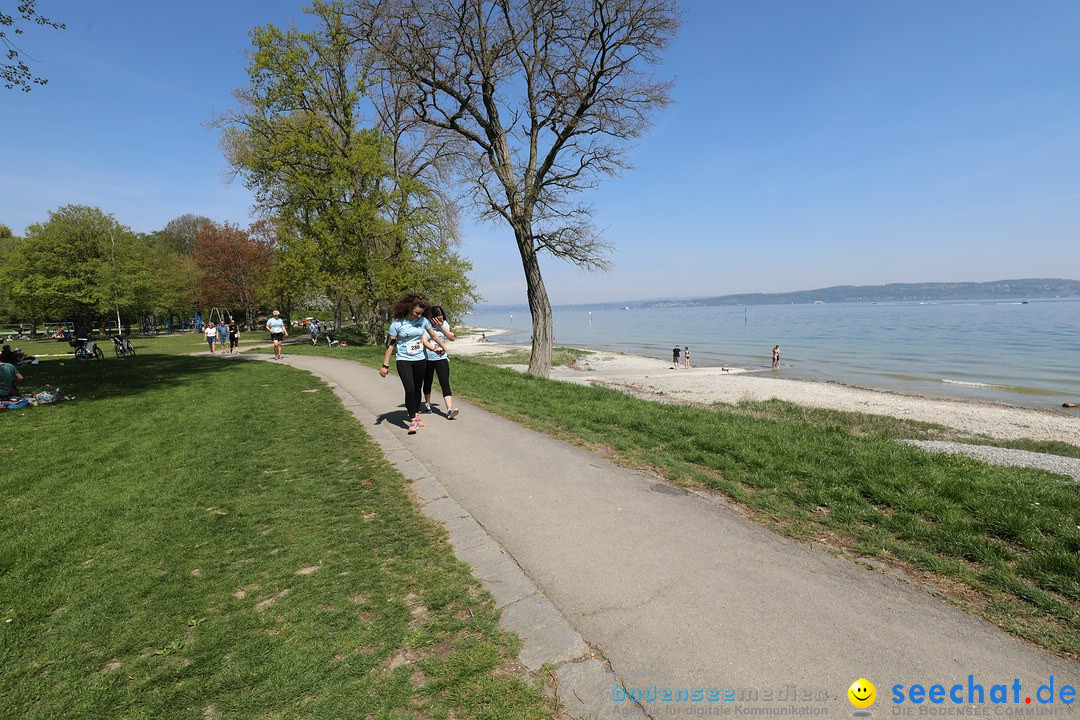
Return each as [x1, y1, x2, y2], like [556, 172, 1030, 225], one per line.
[266, 311, 288, 359]
[422, 305, 459, 419]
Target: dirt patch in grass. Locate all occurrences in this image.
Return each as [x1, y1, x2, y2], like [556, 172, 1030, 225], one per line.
[255, 589, 290, 612]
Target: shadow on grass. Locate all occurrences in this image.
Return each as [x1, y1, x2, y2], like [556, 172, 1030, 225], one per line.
[6, 353, 263, 406]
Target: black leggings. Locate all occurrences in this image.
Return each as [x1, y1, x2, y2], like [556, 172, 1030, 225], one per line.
[396, 359, 427, 417]
[423, 358, 452, 397]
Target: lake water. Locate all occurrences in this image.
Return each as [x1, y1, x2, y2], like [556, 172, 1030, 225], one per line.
[464, 299, 1080, 410]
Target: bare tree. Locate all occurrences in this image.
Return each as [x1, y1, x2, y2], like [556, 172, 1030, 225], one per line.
[347, 0, 678, 376]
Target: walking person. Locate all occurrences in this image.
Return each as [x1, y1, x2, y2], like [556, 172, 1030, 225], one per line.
[228, 320, 240, 353]
[672, 344, 681, 368]
[204, 321, 218, 355]
[772, 344, 781, 369]
[422, 305, 460, 419]
[379, 292, 447, 435]
[310, 320, 319, 345]
[217, 320, 228, 351]
[266, 310, 287, 359]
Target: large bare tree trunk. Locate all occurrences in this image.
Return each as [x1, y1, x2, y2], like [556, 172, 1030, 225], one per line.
[516, 224, 553, 377]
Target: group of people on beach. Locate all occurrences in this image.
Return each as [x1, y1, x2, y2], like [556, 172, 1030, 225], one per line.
[671, 343, 781, 369]
[380, 291, 460, 435]
[203, 320, 240, 355]
[672, 344, 692, 368]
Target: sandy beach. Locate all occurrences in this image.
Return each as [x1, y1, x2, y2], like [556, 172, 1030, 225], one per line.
[454, 329, 1080, 444]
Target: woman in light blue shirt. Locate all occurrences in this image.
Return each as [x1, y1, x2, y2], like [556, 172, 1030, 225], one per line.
[379, 292, 447, 434]
[265, 310, 288, 360]
[422, 305, 459, 419]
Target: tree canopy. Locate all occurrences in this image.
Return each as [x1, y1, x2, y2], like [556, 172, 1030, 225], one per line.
[217, 0, 478, 340]
[346, 0, 679, 375]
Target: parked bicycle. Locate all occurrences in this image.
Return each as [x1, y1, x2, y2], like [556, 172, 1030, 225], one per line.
[112, 335, 136, 358]
[70, 338, 104, 362]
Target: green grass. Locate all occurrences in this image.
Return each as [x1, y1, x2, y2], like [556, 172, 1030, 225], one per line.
[7, 330, 277, 359]
[441, 346, 592, 368]
[269, 342, 1080, 657]
[0, 352, 554, 719]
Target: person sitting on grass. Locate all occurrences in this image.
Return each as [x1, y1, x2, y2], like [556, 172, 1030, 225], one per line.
[0, 361, 24, 400]
[1, 345, 36, 365]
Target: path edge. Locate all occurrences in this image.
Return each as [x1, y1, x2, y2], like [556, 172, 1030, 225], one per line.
[298, 363, 650, 720]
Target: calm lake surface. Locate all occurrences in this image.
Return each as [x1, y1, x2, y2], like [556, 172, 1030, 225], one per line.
[465, 299, 1080, 410]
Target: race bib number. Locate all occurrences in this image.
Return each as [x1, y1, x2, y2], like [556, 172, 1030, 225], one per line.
[405, 339, 423, 355]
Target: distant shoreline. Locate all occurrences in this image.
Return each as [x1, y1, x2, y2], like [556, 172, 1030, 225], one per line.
[474, 282, 1080, 313]
[453, 330, 1080, 445]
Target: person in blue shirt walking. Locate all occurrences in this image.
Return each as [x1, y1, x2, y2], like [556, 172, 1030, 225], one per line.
[217, 320, 228, 350]
[421, 305, 459, 419]
[379, 292, 447, 435]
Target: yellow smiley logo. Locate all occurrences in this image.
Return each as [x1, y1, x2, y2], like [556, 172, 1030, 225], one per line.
[848, 678, 876, 709]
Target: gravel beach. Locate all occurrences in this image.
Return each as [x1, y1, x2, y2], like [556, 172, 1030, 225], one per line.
[454, 330, 1080, 445]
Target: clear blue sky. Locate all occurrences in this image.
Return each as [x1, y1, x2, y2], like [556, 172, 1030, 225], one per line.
[3, 1, 1078, 305]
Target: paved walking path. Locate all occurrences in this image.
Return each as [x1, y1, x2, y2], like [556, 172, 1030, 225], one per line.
[273, 354, 1078, 719]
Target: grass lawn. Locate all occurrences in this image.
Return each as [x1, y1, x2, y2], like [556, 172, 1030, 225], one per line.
[273, 342, 1080, 658]
[7, 330, 270, 360]
[0, 348, 554, 719]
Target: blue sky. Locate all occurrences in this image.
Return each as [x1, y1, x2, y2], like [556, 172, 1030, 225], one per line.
[3, 1, 1078, 305]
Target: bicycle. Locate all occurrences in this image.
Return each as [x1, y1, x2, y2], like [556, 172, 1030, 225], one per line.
[70, 338, 104, 362]
[112, 335, 136, 358]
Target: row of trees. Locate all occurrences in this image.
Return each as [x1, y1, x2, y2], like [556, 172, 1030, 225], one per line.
[0, 200, 478, 338]
[0, 209, 265, 335]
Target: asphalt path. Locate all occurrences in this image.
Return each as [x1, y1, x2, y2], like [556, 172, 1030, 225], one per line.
[276, 353, 1079, 719]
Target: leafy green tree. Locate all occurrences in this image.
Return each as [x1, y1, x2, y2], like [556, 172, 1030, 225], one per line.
[13, 205, 145, 329]
[348, 0, 678, 375]
[139, 240, 199, 328]
[154, 214, 215, 256]
[1, 246, 53, 334]
[217, 1, 477, 341]
[2, 0, 65, 91]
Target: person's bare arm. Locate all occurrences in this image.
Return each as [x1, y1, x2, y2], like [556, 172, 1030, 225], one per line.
[380, 337, 396, 377]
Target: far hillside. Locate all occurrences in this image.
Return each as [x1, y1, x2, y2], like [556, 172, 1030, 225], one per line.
[473, 279, 1080, 313]
[676, 278, 1080, 307]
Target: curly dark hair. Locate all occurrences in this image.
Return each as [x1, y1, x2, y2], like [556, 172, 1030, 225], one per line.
[390, 292, 428, 320]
